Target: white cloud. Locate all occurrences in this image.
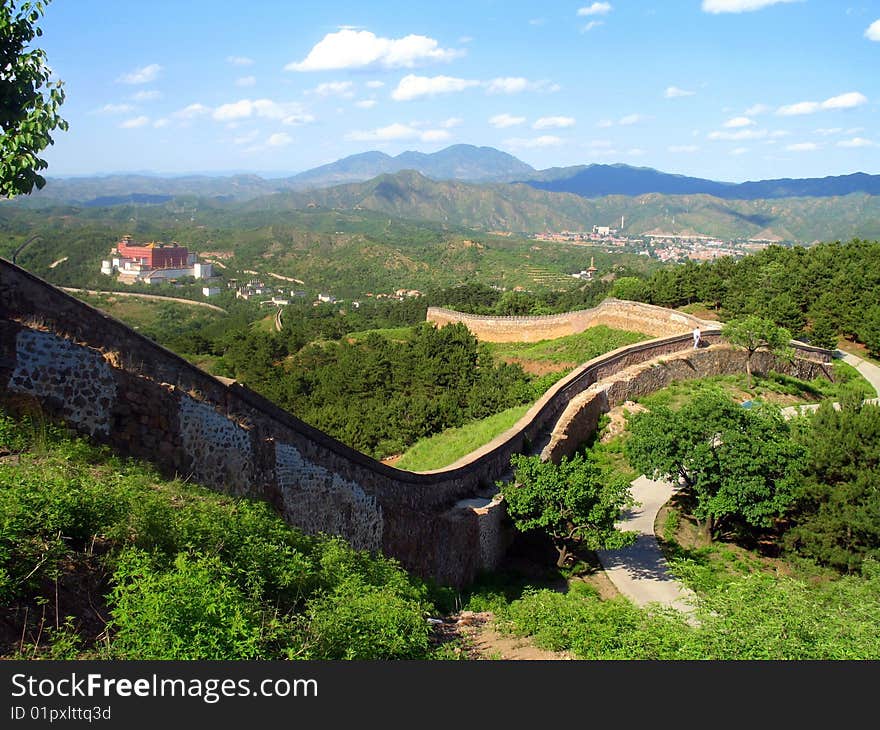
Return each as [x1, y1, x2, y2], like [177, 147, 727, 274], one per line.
[503, 135, 564, 149]
[730, 147, 749, 155]
[837, 137, 876, 148]
[702, 0, 799, 13]
[529, 18, 546, 26]
[821, 92, 868, 110]
[668, 144, 700, 153]
[618, 113, 645, 125]
[485, 77, 558, 94]
[311, 81, 355, 97]
[96, 103, 134, 115]
[441, 117, 462, 128]
[588, 139, 613, 148]
[665, 86, 695, 98]
[708, 128, 767, 140]
[582, 21, 604, 32]
[596, 119, 614, 128]
[864, 18, 880, 40]
[366, 80, 385, 89]
[577, 2, 612, 16]
[392, 74, 479, 101]
[533, 116, 575, 129]
[769, 129, 790, 138]
[227, 56, 255, 66]
[489, 113, 526, 128]
[130, 90, 161, 102]
[421, 129, 452, 142]
[786, 142, 819, 151]
[627, 148, 645, 156]
[152, 118, 169, 129]
[118, 64, 161, 84]
[212, 98, 311, 122]
[745, 103, 770, 116]
[345, 122, 451, 143]
[267, 132, 292, 147]
[723, 116, 755, 128]
[173, 103, 212, 119]
[814, 127, 843, 136]
[355, 99, 378, 109]
[236, 76, 257, 88]
[120, 116, 150, 129]
[286, 29, 462, 71]
[777, 91, 867, 116]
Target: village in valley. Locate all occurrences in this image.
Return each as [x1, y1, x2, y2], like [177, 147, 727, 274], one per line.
[534, 223, 776, 263]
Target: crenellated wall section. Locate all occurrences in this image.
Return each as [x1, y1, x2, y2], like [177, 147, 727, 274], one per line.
[426, 299, 717, 342]
[0, 259, 832, 586]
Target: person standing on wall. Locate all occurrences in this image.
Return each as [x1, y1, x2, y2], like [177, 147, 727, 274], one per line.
[693, 327, 701, 349]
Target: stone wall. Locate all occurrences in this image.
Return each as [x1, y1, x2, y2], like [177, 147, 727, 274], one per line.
[427, 299, 717, 342]
[542, 345, 833, 463]
[0, 259, 833, 586]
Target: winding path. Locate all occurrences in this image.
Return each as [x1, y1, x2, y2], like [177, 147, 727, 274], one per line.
[61, 287, 227, 313]
[595, 349, 880, 621]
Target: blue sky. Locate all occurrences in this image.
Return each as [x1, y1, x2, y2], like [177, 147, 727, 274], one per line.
[37, 0, 880, 182]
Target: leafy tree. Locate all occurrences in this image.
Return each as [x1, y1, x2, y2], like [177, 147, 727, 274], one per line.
[610, 276, 649, 302]
[501, 452, 635, 567]
[859, 304, 880, 359]
[625, 391, 805, 542]
[722, 315, 793, 389]
[786, 399, 880, 573]
[1, 0, 68, 197]
[807, 310, 838, 351]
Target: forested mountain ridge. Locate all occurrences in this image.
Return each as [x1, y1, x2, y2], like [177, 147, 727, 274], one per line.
[17, 144, 880, 210]
[520, 164, 880, 200]
[245, 170, 880, 242]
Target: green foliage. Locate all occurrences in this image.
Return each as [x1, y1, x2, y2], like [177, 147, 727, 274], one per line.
[722, 314, 793, 388]
[0, 0, 67, 197]
[501, 452, 635, 567]
[483, 325, 646, 368]
[396, 404, 530, 471]
[785, 400, 880, 573]
[495, 566, 880, 659]
[626, 391, 805, 541]
[108, 550, 270, 660]
[860, 304, 880, 359]
[0, 408, 438, 659]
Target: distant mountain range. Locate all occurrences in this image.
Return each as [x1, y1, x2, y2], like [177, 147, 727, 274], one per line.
[521, 164, 880, 200]
[22, 144, 880, 208]
[245, 169, 880, 243]
[285, 144, 535, 188]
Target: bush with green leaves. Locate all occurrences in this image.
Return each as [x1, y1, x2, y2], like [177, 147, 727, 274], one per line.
[501, 452, 635, 567]
[0, 407, 438, 659]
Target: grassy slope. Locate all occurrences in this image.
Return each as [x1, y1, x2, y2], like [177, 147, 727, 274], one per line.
[484, 325, 648, 371]
[395, 404, 530, 472]
[0, 411, 440, 660]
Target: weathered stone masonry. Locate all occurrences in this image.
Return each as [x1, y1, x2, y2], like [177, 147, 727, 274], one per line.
[0, 259, 832, 586]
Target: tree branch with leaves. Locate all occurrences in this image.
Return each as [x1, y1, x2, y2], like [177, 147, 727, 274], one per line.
[501, 452, 636, 568]
[1, 0, 67, 198]
[722, 315, 793, 390]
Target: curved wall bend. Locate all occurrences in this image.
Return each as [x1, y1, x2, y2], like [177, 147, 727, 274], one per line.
[0, 260, 831, 586]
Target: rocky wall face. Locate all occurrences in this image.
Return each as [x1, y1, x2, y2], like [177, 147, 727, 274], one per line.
[274, 440, 383, 553]
[178, 394, 256, 496]
[8, 328, 117, 436]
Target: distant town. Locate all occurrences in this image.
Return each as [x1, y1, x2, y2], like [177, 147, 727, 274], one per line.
[533, 224, 776, 263]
